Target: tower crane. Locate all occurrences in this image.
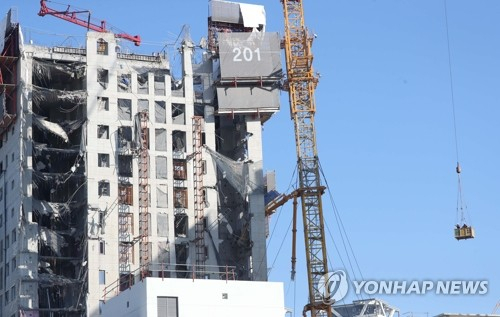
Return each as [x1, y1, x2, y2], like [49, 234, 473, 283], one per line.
[38, 0, 141, 46]
[280, 0, 332, 316]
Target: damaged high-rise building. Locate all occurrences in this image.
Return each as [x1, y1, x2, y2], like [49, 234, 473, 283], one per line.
[0, 1, 282, 316]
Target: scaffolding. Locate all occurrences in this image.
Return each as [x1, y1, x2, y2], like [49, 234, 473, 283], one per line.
[138, 111, 150, 276]
[118, 181, 133, 273]
[192, 116, 206, 277]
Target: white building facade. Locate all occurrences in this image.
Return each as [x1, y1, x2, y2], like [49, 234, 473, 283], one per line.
[0, 1, 281, 316]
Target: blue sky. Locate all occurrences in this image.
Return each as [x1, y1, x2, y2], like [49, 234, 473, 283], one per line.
[3, 0, 499, 315]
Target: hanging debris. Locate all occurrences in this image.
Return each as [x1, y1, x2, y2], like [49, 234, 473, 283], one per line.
[30, 49, 89, 314]
[204, 145, 259, 197]
[33, 114, 70, 143]
[39, 228, 69, 256]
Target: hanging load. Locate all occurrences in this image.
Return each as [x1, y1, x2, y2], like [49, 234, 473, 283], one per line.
[454, 224, 475, 240]
[454, 163, 475, 240]
[443, 1, 475, 241]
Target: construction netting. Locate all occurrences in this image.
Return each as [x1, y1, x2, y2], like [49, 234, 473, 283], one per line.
[40, 227, 68, 256]
[32, 85, 86, 109]
[118, 98, 132, 120]
[155, 156, 168, 179]
[155, 129, 167, 151]
[157, 214, 169, 237]
[204, 145, 258, 197]
[32, 59, 86, 84]
[157, 185, 168, 208]
[155, 101, 166, 123]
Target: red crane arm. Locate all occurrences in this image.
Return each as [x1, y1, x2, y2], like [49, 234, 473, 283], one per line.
[38, 0, 141, 46]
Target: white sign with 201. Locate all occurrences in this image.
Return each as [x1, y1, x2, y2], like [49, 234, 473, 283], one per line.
[219, 32, 282, 79]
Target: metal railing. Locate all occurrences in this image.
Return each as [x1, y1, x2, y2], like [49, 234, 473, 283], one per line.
[53, 46, 87, 55]
[102, 263, 237, 302]
[117, 52, 162, 63]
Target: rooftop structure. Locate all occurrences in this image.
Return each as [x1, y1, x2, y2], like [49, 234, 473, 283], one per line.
[100, 277, 285, 317]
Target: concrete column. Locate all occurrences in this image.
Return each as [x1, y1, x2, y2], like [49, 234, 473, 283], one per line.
[19, 50, 39, 312]
[203, 106, 220, 270]
[245, 117, 267, 281]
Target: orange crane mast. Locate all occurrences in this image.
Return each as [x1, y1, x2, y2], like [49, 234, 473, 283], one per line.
[280, 0, 332, 316]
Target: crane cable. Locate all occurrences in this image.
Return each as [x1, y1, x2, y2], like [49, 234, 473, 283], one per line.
[319, 161, 365, 302]
[444, 0, 470, 226]
[261, 166, 298, 278]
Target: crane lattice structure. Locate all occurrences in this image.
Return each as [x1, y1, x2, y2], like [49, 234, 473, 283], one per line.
[281, 0, 332, 316]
